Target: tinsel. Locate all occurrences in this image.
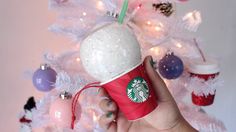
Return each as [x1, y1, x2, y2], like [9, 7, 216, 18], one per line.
[187, 76, 223, 96]
[19, 110, 33, 132]
[55, 71, 87, 93]
[48, 0, 197, 45]
[180, 104, 227, 132]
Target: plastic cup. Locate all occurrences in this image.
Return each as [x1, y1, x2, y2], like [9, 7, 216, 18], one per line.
[188, 59, 220, 106]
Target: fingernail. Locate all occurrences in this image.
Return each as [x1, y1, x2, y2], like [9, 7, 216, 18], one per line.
[106, 112, 113, 118]
[107, 100, 113, 107]
[150, 57, 157, 68]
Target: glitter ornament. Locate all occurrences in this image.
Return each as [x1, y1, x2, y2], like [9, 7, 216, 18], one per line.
[188, 58, 220, 106]
[80, 23, 142, 83]
[49, 92, 81, 128]
[79, 23, 157, 121]
[32, 64, 57, 92]
[158, 52, 184, 79]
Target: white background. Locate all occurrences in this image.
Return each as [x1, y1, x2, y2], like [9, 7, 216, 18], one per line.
[0, 0, 235, 131]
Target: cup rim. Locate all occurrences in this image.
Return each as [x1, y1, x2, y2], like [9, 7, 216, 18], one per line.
[100, 62, 142, 85]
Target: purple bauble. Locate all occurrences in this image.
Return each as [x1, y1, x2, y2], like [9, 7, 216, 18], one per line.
[158, 52, 184, 79]
[32, 64, 57, 92]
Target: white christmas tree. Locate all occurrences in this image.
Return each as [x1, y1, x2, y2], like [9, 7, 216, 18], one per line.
[19, 0, 226, 132]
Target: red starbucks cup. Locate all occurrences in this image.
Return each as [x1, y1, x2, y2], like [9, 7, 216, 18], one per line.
[101, 62, 158, 120]
[188, 59, 220, 106]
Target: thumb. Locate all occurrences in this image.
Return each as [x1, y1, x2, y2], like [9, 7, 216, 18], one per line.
[144, 56, 173, 102]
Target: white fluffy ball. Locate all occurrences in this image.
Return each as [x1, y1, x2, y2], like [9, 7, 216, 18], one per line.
[80, 23, 141, 82]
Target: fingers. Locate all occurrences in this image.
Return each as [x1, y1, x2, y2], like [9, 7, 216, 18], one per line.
[98, 88, 117, 131]
[98, 88, 110, 97]
[99, 112, 117, 132]
[99, 99, 117, 112]
[144, 56, 174, 102]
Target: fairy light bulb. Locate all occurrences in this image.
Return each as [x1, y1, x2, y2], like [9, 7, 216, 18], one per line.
[155, 26, 161, 31]
[92, 111, 98, 122]
[147, 21, 151, 25]
[138, 18, 169, 42]
[175, 43, 182, 48]
[97, 1, 105, 11]
[82, 12, 87, 16]
[76, 57, 80, 62]
[97, 1, 103, 6]
[145, 21, 165, 35]
[137, 5, 141, 9]
[150, 47, 161, 55]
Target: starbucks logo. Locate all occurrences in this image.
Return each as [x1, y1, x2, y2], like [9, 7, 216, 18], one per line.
[127, 77, 149, 103]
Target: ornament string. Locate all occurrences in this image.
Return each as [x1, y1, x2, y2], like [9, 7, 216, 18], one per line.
[193, 38, 206, 62]
[71, 82, 101, 129]
[118, 0, 129, 24]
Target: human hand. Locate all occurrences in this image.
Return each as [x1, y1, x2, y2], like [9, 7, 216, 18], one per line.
[98, 56, 197, 132]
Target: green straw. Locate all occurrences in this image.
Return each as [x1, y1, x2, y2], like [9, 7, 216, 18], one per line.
[118, 0, 129, 24]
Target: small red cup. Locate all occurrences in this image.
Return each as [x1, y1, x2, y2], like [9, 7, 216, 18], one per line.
[188, 59, 220, 106]
[101, 62, 158, 120]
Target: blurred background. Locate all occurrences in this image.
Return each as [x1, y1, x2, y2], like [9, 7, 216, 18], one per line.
[0, 0, 235, 131]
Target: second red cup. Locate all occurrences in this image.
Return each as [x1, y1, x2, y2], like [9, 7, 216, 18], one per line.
[188, 59, 220, 106]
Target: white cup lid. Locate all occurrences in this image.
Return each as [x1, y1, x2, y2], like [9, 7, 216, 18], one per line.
[188, 58, 220, 74]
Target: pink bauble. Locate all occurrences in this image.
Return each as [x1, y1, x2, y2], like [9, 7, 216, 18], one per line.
[49, 93, 81, 128]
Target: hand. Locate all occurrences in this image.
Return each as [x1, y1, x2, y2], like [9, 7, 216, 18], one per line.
[98, 56, 197, 132]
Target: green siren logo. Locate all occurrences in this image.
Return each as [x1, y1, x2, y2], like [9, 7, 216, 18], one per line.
[127, 77, 150, 103]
